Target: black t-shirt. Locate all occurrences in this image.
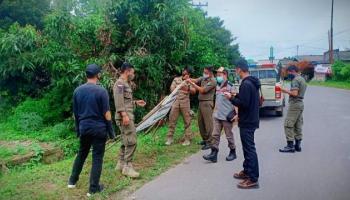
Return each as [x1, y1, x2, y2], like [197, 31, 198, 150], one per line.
[73, 83, 110, 138]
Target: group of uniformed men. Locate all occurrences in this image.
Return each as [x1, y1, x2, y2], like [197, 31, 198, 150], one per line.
[68, 59, 307, 195]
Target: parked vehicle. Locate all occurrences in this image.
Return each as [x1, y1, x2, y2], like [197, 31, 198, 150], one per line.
[228, 63, 285, 116]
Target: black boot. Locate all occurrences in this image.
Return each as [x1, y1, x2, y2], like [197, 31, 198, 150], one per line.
[295, 139, 302, 152]
[201, 142, 211, 150]
[203, 148, 218, 163]
[279, 141, 295, 153]
[198, 141, 206, 145]
[226, 148, 237, 161]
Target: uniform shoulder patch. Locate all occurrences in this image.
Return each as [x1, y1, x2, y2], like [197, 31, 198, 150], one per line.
[116, 81, 125, 93]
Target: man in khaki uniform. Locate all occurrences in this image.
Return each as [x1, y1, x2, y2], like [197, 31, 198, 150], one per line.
[113, 62, 146, 178]
[187, 66, 217, 150]
[203, 67, 238, 163]
[279, 65, 307, 153]
[166, 67, 196, 146]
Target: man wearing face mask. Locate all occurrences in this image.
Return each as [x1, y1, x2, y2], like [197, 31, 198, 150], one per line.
[166, 66, 196, 146]
[187, 66, 217, 150]
[203, 67, 238, 163]
[224, 58, 260, 189]
[68, 64, 116, 196]
[279, 65, 307, 153]
[113, 62, 146, 178]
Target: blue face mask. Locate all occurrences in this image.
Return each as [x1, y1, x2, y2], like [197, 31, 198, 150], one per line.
[288, 74, 295, 80]
[216, 76, 224, 84]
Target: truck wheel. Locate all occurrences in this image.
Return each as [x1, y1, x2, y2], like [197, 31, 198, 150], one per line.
[276, 108, 283, 117]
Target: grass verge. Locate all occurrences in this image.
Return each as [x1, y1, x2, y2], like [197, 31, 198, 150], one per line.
[0, 118, 200, 200]
[309, 80, 350, 90]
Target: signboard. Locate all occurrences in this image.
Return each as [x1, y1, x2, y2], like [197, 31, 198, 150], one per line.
[315, 64, 331, 74]
[136, 82, 185, 133]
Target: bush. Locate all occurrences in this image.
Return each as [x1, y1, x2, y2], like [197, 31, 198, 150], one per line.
[12, 112, 44, 132]
[331, 61, 350, 81]
[50, 120, 75, 139]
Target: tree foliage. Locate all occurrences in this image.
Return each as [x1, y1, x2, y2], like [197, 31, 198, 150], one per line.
[0, 0, 51, 29]
[0, 0, 240, 124]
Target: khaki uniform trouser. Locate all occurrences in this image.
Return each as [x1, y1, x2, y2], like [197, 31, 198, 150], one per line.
[116, 120, 137, 162]
[211, 118, 236, 150]
[167, 102, 192, 140]
[198, 101, 214, 143]
[284, 103, 304, 141]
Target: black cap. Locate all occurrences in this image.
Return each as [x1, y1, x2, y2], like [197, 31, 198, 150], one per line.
[287, 65, 299, 72]
[86, 64, 101, 76]
[235, 58, 249, 71]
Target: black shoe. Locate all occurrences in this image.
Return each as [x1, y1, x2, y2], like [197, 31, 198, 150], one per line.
[87, 184, 104, 197]
[226, 148, 237, 161]
[201, 143, 211, 150]
[279, 141, 295, 153]
[295, 139, 302, 152]
[198, 141, 206, 145]
[203, 148, 218, 163]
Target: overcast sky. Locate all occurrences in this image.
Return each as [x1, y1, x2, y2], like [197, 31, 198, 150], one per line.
[195, 0, 350, 60]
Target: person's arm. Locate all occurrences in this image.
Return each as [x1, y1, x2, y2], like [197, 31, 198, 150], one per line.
[230, 83, 251, 109]
[101, 90, 116, 140]
[113, 82, 129, 126]
[170, 78, 177, 92]
[188, 79, 216, 94]
[282, 79, 299, 97]
[73, 92, 80, 137]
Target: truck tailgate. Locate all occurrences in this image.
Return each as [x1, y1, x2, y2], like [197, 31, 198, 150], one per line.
[261, 84, 276, 100]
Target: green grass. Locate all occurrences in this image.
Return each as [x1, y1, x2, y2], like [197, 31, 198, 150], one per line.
[309, 80, 350, 90]
[0, 118, 200, 200]
[0, 120, 79, 158]
[0, 145, 28, 161]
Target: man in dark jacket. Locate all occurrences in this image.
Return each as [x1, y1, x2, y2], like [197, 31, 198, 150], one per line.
[225, 58, 260, 189]
[68, 64, 116, 197]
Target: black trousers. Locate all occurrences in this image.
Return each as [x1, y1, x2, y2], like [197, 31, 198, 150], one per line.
[69, 134, 106, 192]
[240, 127, 259, 182]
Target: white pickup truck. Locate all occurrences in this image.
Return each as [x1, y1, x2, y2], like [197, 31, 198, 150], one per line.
[250, 67, 285, 116]
[228, 67, 285, 116]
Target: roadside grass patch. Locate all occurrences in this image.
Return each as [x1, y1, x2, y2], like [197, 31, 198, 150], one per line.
[0, 118, 200, 200]
[309, 80, 350, 90]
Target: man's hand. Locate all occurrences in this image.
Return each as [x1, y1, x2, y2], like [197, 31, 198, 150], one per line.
[224, 92, 236, 99]
[136, 100, 146, 107]
[186, 79, 195, 85]
[122, 115, 130, 126]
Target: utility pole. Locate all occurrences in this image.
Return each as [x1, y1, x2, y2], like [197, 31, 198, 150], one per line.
[329, 0, 334, 64]
[269, 46, 275, 63]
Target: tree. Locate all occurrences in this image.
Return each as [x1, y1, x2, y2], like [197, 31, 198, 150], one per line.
[0, 0, 51, 29]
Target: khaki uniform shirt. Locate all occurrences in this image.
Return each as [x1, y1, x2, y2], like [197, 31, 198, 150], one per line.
[113, 77, 135, 121]
[289, 75, 307, 105]
[170, 77, 192, 105]
[197, 77, 217, 101]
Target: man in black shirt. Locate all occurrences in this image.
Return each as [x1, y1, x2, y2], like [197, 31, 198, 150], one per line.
[68, 64, 115, 197]
[225, 58, 260, 189]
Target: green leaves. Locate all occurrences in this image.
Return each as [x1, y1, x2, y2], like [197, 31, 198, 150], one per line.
[332, 61, 350, 81]
[0, 0, 241, 125]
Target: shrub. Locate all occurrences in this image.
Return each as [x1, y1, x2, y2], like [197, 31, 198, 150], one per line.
[13, 112, 44, 132]
[331, 61, 350, 81]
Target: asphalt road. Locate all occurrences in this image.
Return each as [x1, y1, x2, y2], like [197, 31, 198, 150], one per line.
[128, 86, 350, 200]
